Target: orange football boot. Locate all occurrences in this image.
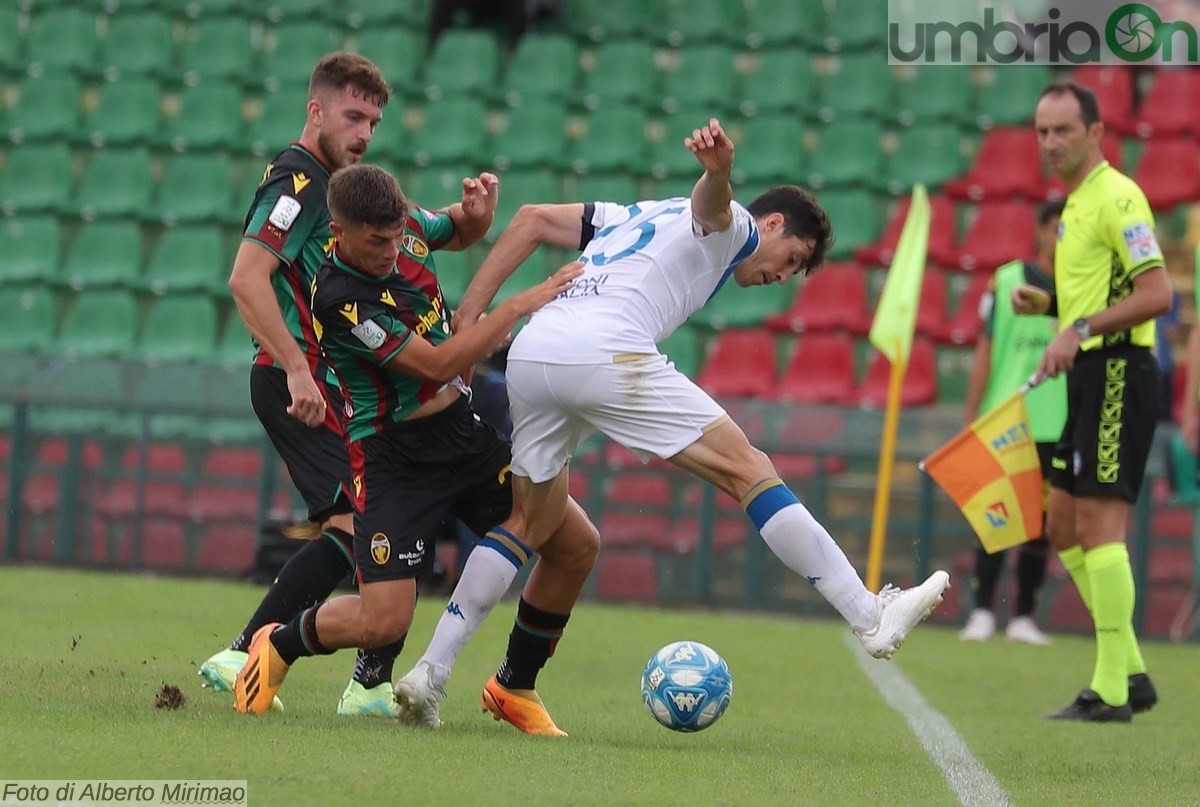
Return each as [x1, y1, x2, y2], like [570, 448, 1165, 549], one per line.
[480, 675, 568, 736]
[233, 623, 289, 715]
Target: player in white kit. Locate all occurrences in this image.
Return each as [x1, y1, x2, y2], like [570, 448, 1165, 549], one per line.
[395, 119, 951, 734]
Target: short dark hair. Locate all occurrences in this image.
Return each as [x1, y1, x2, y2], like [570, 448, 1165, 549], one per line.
[747, 185, 835, 273]
[327, 164, 408, 228]
[309, 52, 391, 108]
[1036, 198, 1065, 226]
[1039, 81, 1101, 127]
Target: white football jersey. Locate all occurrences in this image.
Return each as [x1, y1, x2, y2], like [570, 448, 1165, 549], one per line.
[508, 198, 760, 364]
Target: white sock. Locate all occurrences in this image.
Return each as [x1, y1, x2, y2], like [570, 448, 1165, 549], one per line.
[746, 481, 880, 631]
[419, 534, 528, 690]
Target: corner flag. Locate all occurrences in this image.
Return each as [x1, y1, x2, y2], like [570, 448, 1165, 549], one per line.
[869, 185, 929, 364]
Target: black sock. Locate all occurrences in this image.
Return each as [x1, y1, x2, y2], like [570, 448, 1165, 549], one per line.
[353, 635, 406, 689]
[270, 605, 334, 665]
[972, 546, 1004, 612]
[1015, 538, 1049, 617]
[231, 528, 355, 652]
[495, 598, 570, 691]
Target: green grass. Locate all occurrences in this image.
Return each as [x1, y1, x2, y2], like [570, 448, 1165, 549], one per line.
[0, 568, 1197, 806]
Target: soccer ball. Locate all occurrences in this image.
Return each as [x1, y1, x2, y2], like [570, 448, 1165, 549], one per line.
[640, 641, 733, 732]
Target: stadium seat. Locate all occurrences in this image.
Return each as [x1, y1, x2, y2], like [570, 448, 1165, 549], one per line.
[143, 226, 227, 295]
[822, 0, 888, 51]
[212, 313, 252, 368]
[659, 0, 741, 46]
[484, 170, 559, 240]
[815, 54, 894, 121]
[25, 8, 99, 75]
[737, 49, 814, 116]
[816, 188, 881, 260]
[153, 153, 234, 224]
[137, 520, 188, 570]
[568, 0, 659, 42]
[75, 148, 153, 220]
[161, 82, 243, 151]
[246, 88, 309, 158]
[574, 173, 639, 207]
[0, 7, 20, 74]
[180, 0, 247, 18]
[659, 44, 738, 114]
[0, 286, 57, 353]
[944, 272, 991, 346]
[742, 0, 821, 49]
[80, 78, 162, 147]
[1132, 137, 1200, 211]
[343, 0, 425, 28]
[571, 109, 647, 174]
[807, 120, 884, 188]
[915, 269, 950, 343]
[1134, 69, 1200, 138]
[957, 200, 1034, 273]
[139, 296, 218, 363]
[892, 66, 973, 126]
[944, 127, 1042, 201]
[1, 216, 60, 286]
[771, 332, 856, 404]
[694, 279, 790, 330]
[353, 28, 423, 90]
[856, 193, 959, 268]
[179, 18, 255, 84]
[98, 13, 174, 79]
[257, 0, 332, 25]
[581, 40, 657, 110]
[594, 551, 657, 602]
[6, 74, 81, 143]
[0, 144, 72, 215]
[648, 111, 715, 179]
[500, 33, 578, 106]
[193, 525, 257, 574]
[666, 516, 748, 554]
[731, 114, 805, 183]
[422, 29, 499, 99]
[695, 329, 777, 398]
[429, 246, 473, 308]
[764, 262, 870, 335]
[59, 221, 142, 290]
[856, 338, 938, 408]
[58, 289, 138, 358]
[1072, 65, 1136, 135]
[490, 104, 567, 172]
[408, 98, 487, 167]
[657, 325, 703, 378]
[974, 64, 1052, 128]
[881, 124, 966, 195]
[259, 21, 340, 91]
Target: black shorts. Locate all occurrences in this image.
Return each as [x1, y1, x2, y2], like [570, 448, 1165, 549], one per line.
[347, 396, 513, 584]
[1049, 345, 1160, 502]
[250, 364, 353, 523]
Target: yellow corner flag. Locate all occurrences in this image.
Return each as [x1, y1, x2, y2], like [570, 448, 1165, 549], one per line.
[869, 184, 930, 364]
[921, 392, 1045, 553]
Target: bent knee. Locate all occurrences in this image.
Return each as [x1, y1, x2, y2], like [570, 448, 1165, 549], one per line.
[359, 612, 411, 648]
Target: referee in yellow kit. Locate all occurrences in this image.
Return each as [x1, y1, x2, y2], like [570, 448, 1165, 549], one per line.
[1013, 82, 1172, 722]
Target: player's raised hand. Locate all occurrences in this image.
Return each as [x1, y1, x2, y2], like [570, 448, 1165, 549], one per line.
[684, 118, 734, 174]
[1012, 284, 1052, 315]
[285, 369, 327, 427]
[512, 261, 584, 315]
[460, 172, 500, 218]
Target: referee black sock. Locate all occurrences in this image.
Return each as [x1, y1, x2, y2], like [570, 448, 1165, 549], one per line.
[495, 598, 570, 691]
[972, 546, 1003, 613]
[1015, 538, 1049, 617]
[230, 528, 355, 653]
[353, 635, 407, 690]
[270, 605, 334, 665]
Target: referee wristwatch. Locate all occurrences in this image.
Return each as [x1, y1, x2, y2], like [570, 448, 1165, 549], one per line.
[1071, 318, 1092, 340]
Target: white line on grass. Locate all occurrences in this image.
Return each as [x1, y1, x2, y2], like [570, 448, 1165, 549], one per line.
[844, 634, 1012, 807]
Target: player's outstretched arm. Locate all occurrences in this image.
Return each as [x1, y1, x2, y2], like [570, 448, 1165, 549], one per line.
[443, 172, 500, 251]
[456, 203, 587, 329]
[389, 262, 583, 383]
[685, 118, 734, 235]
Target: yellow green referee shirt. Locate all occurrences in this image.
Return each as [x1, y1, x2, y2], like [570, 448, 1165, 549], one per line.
[1055, 160, 1164, 351]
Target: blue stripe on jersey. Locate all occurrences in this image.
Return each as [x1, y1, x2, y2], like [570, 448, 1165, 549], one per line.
[706, 222, 761, 302]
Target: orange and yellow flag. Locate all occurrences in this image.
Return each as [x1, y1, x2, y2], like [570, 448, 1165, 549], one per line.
[920, 392, 1044, 554]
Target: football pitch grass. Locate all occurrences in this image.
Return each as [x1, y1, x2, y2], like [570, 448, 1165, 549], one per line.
[1, 567, 1198, 807]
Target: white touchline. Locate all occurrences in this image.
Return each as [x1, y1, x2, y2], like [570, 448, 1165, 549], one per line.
[844, 634, 1012, 807]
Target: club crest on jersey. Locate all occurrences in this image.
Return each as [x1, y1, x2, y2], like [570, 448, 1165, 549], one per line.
[370, 533, 390, 565]
[401, 234, 429, 258]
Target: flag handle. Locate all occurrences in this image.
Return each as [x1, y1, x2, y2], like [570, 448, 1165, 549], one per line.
[1018, 371, 1044, 395]
[866, 342, 906, 593]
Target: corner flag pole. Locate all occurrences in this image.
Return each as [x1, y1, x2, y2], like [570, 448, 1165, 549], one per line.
[866, 337, 906, 592]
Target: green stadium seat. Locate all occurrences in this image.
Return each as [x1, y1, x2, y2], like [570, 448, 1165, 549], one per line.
[75, 148, 153, 220]
[260, 22, 340, 91]
[212, 313, 253, 368]
[492, 249, 552, 304]
[692, 280, 790, 329]
[486, 170, 560, 240]
[660, 0, 742, 47]
[806, 120, 883, 188]
[59, 221, 142, 290]
[581, 41, 657, 110]
[500, 33, 578, 107]
[570, 109, 647, 174]
[738, 49, 814, 116]
[92, 0, 161, 14]
[0, 7, 22, 74]
[25, 8, 99, 75]
[816, 188, 880, 259]
[246, 88, 309, 158]
[230, 162, 269, 219]
[99, 13, 174, 80]
[1, 216, 61, 286]
[161, 83, 243, 151]
[179, 18, 255, 84]
[649, 112, 709, 179]
[404, 163, 486, 210]
[353, 28, 423, 90]
[143, 225, 227, 295]
[6, 74, 81, 143]
[575, 174, 640, 205]
[816, 55, 895, 121]
[140, 296, 219, 363]
[893, 66, 974, 126]
[431, 247, 475, 308]
[0, 144, 73, 215]
[567, 0, 659, 42]
[344, 0, 427, 30]
[408, 99, 487, 166]
[821, 0, 888, 51]
[423, 29, 500, 100]
[731, 114, 805, 183]
[182, 0, 247, 19]
[654, 176, 701, 200]
[80, 78, 162, 147]
[880, 125, 967, 195]
[742, 0, 823, 49]
[58, 289, 138, 358]
[490, 103, 566, 172]
[257, 0, 331, 24]
[153, 153, 234, 225]
[657, 324, 702, 378]
[659, 45, 738, 114]
[974, 64, 1052, 128]
[0, 286, 57, 353]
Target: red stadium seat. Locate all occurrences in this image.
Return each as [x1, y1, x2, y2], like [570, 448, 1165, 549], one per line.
[140, 520, 188, 570]
[771, 332, 856, 404]
[600, 512, 673, 549]
[1133, 137, 1200, 211]
[1134, 69, 1200, 138]
[607, 472, 672, 506]
[856, 338, 938, 408]
[856, 194, 959, 268]
[1072, 65, 1136, 135]
[194, 525, 258, 574]
[944, 128, 1042, 201]
[186, 484, 259, 522]
[35, 438, 104, 470]
[594, 551, 658, 602]
[202, 446, 262, 478]
[957, 200, 1035, 273]
[118, 441, 187, 474]
[763, 263, 869, 335]
[945, 272, 992, 346]
[98, 479, 186, 518]
[667, 516, 748, 553]
[915, 269, 950, 343]
[696, 329, 777, 398]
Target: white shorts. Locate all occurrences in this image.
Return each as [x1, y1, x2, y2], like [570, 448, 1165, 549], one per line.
[507, 355, 728, 483]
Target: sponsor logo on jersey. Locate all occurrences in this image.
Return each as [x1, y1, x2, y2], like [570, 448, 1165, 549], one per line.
[414, 308, 442, 337]
[401, 234, 429, 258]
[351, 318, 387, 349]
[1122, 222, 1161, 263]
[268, 195, 302, 231]
[292, 172, 311, 195]
[370, 532, 390, 565]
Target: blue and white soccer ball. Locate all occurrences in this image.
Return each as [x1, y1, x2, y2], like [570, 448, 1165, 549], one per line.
[640, 640, 733, 732]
